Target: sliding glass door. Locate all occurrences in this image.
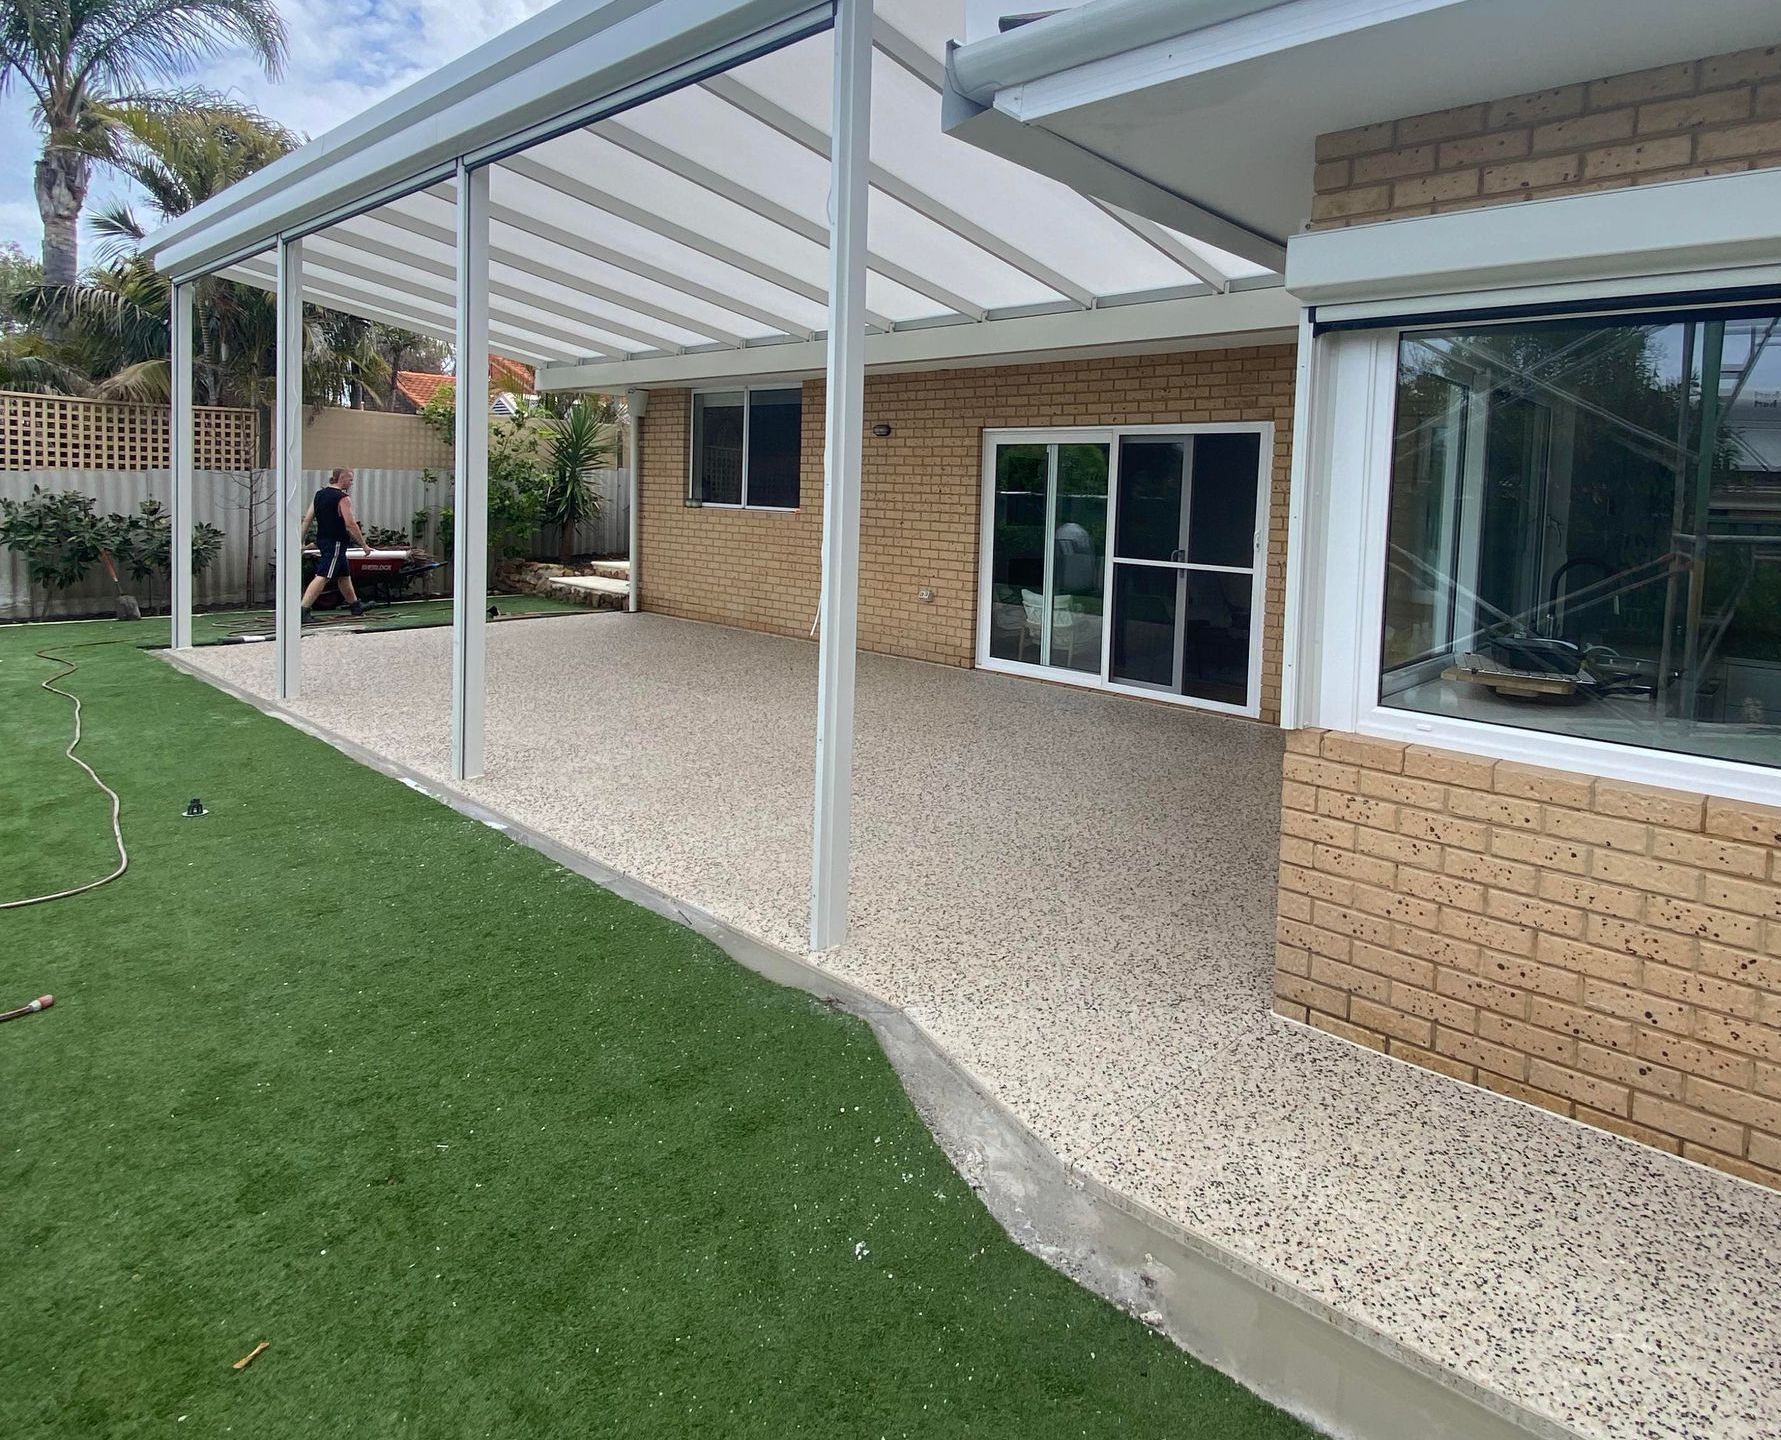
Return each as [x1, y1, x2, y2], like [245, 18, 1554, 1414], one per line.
[1108, 433, 1264, 706]
[984, 436, 1110, 675]
[979, 426, 1270, 714]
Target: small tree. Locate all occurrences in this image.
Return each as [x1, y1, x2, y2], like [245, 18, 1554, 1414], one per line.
[538, 395, 614, 564]
[108, 498, 224, 611]
[0, 486, 105, 617]
[0, 487, 222, 618]
[417, 384, 548, 560]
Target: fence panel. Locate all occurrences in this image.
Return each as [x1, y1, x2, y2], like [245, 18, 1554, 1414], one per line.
[0, 468, 452, 621]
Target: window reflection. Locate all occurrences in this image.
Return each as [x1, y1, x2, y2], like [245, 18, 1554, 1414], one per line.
[1382, 306, 1781, 768]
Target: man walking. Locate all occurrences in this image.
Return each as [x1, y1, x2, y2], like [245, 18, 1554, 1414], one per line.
[299, 468, 372, 623]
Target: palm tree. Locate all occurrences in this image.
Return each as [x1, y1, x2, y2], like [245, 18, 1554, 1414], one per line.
[536, 394, 617, 565]
[13, 100, 392, 426]
[0, 0, 287, 285]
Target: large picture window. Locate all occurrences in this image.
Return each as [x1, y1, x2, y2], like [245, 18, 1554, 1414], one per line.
[690, 387, 802, 509]
[1381, 303, 1781, 770]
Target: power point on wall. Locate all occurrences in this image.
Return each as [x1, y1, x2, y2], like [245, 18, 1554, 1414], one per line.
[917, 587, 935, 604]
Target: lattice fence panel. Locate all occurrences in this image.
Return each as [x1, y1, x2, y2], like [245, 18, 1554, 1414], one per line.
[1, 391, 258, 471]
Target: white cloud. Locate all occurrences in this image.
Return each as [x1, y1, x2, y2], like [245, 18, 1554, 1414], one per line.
[0, 0, 557, 257]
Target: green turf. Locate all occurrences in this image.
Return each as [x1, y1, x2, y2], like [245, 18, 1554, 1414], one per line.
[0, 622, 1314, 1439]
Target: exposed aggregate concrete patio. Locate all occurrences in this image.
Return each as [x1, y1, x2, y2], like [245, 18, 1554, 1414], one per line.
[184, 611, 1781, 1440]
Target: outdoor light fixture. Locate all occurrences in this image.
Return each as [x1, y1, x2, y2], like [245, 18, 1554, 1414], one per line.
[872, 423, 892, 437]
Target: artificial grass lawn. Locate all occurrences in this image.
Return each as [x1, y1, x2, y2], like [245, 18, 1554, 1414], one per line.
[0, 621, 1315, 1439]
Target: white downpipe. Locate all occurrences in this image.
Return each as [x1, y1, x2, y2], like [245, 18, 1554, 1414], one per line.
[274, 237, 303, 700]
[169, 281, 195, 650]
[625, 387, 644, 613]
[809, 0, 871, 954]
[1279, 308, 1315, 728]
[452, 161, 491, 782]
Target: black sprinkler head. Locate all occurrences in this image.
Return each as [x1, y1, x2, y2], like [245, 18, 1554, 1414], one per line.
[184, 798, 207, 818]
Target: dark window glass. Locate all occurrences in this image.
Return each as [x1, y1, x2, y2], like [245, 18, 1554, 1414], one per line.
[1186, 432, 1261, 568]
[746, 388, 802, 508]
[1179, 570, 1252, 705]
[1115, 439, 1185, 560]
[691, 391, 743, 505]
[1110, 565, 1177, 687]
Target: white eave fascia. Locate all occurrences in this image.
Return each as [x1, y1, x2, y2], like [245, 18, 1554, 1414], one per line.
[1287, 168, 1781, 319]
[142, 0, 832, 281]
[533, 282, 1300, 390]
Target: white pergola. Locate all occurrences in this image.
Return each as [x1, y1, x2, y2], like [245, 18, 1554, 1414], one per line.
[145, 0, 1294, 951]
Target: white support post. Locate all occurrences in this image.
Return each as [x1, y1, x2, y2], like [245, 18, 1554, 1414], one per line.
[809, 0, 872, 953]
[169, 281, 196, 650]
[624, 388, 644, 613]
[451, 161, 491, 782]
[274, 237, 304, 700]
[1279, 309, 1316, 729]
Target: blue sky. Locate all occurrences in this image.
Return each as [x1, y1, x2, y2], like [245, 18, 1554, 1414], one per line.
[1, 0, 557, 260]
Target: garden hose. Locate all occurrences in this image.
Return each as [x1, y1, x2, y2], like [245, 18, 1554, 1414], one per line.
[1, 644, 129, 910]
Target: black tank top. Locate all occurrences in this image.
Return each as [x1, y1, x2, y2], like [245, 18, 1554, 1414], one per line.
[314, 486, 348, 543]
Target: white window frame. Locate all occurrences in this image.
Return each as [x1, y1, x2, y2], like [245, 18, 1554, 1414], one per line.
[1301, 299, 1781, 807]
[975, 421, 1274, 720]
[687, 384, 803, 512]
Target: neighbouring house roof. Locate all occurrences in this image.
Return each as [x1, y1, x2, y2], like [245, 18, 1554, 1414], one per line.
[391, 357, 536, 413]
[139, 0, 1292, 393]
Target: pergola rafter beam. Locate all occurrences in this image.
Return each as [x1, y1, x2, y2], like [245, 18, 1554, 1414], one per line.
[380, 190, 816, 342]
[702, 72, 1097, 309]
[1094, 201, 1231, 291]
[337, 212, 751, 348]
[303, 235, 681, 354]
[499, 151, 898, 332]
[872, 17, 1230, 294]
[594, 120, 986, 323]
[232, 258, 586, 363]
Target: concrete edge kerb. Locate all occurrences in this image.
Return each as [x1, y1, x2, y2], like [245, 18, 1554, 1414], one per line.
[161, 648, 1574, 1440]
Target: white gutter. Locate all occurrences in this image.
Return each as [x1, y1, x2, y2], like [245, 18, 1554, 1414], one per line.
[948, 0, 1292, 103]
[536, 284, 1299, 389]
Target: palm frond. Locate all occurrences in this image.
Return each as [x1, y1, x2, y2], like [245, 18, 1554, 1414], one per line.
[71, 0, 288, 96]
[95, 354, 170, 401]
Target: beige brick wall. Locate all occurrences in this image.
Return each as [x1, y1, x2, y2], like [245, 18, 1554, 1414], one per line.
[302, 407, 454, 472]
[635, 346, 1297, 719]
[1310, 43, 1781, 228]
[1274, 728, 1781, 1190]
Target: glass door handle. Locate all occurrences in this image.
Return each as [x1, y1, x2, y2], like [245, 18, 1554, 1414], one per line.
[1170, 549, 1186, 563]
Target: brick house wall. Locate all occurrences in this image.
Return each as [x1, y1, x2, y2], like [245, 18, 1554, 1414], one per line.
[1274, 730, 1781, 1190]
[1278, 41, 1781, 1188]
[634, 345, 1297, 720]
[1310, 42, 1781, 228]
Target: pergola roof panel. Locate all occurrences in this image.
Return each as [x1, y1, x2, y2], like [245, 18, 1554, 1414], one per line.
[154, 0, 1285, 382]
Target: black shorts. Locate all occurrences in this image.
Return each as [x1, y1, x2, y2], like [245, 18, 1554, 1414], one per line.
[316, 540, 352, 580]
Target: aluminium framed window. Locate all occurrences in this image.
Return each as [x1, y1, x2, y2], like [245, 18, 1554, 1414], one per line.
[689, 385, 803, 510]
[1300, 291, 1781, 805]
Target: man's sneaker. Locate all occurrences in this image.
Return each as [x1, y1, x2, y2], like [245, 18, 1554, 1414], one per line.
[300, 607, 313, 625]
[349, 601, 369, 617]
